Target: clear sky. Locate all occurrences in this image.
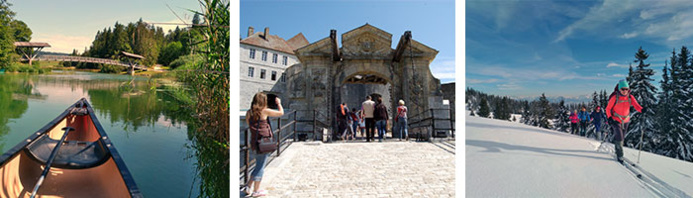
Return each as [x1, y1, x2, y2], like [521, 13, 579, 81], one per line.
[466, 0, 693, 98]
[10, 0, 200, 53]
[240, 0, 456, 83]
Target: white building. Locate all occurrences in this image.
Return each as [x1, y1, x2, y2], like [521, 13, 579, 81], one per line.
[240, 27, 308, 110]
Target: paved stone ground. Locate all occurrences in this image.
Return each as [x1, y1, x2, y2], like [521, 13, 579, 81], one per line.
[249, 139, 455, 197]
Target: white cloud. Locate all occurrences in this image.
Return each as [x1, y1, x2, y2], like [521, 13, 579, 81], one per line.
[468, 65, 600, 82]
[607, 62, 629, 68]
[555, 0, 640, 42]
[620, 32, 638, 39]
[33, 33, 92, 53]
[497, 83, 522, 90]
[430, 59, 456, 81]
[467, 78, 499, 84]
[613, 74, 626, 77]
[149, 19, 189, 34]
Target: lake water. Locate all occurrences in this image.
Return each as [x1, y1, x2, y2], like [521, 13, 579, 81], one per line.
[0, 71, 200, 197]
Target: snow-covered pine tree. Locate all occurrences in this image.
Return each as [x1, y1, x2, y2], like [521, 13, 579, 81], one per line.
[520, 101, 531, 124]
[537, 93, 553, 129]
[655, 60, 672, 155]
[625, 47, 658, 151]
[599, 90, 608, 109]
[657, 47, 693, 161]
[554, 100, 570, 132]
[493, 96, 511, 121]
[478, 96, 491, 118]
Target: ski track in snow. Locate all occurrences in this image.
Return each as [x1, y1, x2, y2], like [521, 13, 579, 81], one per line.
[466, 114, 693, 198]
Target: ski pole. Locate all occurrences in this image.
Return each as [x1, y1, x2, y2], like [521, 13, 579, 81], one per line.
[638, 125, 644, 163]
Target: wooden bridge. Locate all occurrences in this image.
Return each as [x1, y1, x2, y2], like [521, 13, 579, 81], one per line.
[28, 55, 148, 71]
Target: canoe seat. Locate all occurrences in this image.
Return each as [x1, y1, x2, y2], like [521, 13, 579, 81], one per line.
[24, 135, 110, 169]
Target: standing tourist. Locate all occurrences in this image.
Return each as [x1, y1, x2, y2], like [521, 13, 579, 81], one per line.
[350, 108, 359, 139]
[395, 100, 408, 141]
[374, 97, 389, 142]
[244, 92, 284, 197]
[361, 96, 376, 142]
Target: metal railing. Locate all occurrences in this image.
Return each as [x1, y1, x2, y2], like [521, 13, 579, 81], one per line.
[239, 110, 298, 188]
[408, 108, 455, 142]
[239, 109, 329, 188]
[294, 110, 330, 141]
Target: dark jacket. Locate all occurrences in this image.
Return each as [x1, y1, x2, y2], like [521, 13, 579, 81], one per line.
[591, 110, 605, 124]
[374, 103, 388, 121]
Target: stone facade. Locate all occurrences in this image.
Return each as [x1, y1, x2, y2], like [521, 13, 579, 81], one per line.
[239, 27, 308, 110]
[286, 24, 444, 138]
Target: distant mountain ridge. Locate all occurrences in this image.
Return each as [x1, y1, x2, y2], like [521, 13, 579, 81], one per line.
[511, 94, 592, 104]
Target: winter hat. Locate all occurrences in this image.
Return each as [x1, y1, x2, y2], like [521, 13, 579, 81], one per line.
[618, 79, 629, 89]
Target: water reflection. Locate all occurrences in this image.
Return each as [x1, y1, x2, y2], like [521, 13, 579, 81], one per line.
[0, 72, 206, 197]
[0, 74, 31, 152]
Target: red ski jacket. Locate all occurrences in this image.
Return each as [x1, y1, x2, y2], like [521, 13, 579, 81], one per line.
[569, 113, 578, 123]
[606, 92, 642, 123]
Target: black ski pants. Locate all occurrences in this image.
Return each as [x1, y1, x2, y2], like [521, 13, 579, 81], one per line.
[610, 121, 629, 159]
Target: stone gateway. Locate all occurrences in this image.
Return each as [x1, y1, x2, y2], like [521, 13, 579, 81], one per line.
[286, 24, 445, 138]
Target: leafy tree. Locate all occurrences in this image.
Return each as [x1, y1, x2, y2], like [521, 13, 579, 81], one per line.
[10, 20, 30, 42]
[159, 41, 184, 66]
[0, 0, 16, 68]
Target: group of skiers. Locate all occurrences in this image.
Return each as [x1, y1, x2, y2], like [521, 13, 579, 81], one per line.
[568, 79, 643, 164]
[568, 106, 606, 139]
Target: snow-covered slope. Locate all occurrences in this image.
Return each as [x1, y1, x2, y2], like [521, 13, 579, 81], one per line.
[466, 114, 693, 197]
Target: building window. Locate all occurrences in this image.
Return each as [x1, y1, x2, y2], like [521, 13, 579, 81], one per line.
[280, 72, 286, 83]
[282, 56, 288, 65]
[261, 51, 268, 61]
[272, 53, 278, 63]
[248, 67, 254, 77]
[271, 71, 277, 81]
[260, 69, 266, 79]
[249, 49, 255, 59]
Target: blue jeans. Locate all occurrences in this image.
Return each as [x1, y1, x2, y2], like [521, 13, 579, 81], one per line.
[251, 152, 270, 181]
[376, 120, 387, 141]
[397, 117, 408, 139]
[351, 122, 359, 137]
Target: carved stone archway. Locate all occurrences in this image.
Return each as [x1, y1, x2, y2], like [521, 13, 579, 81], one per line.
[286, 24, 443, 137]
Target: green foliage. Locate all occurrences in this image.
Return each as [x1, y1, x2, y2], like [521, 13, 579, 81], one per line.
[186, 1, 230, 197]
[5, 62, 49, 73]
[99, 64, 121, 73]
[159, 41, 184, 66]
[0, 1, 15, 69]
[10, 20, 30, 42]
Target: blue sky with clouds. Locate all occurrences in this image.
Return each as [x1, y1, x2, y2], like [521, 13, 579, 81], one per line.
[241, 0, 455, 83]
[466, 0, 693, 98]
[10, 0, 199, 53]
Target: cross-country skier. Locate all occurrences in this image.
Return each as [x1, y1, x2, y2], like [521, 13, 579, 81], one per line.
[606, 80, 643, 164]
[590, 106, 606, 140]
[578, 107, 591, 136]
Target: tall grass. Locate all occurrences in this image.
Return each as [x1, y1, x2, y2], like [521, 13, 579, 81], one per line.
[185, 0, 229, 197]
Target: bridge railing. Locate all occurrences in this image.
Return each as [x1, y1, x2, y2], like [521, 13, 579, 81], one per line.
[239, 110, 299, 188]
[31, 55, 147, 70]
[408, 108, 455, 142]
